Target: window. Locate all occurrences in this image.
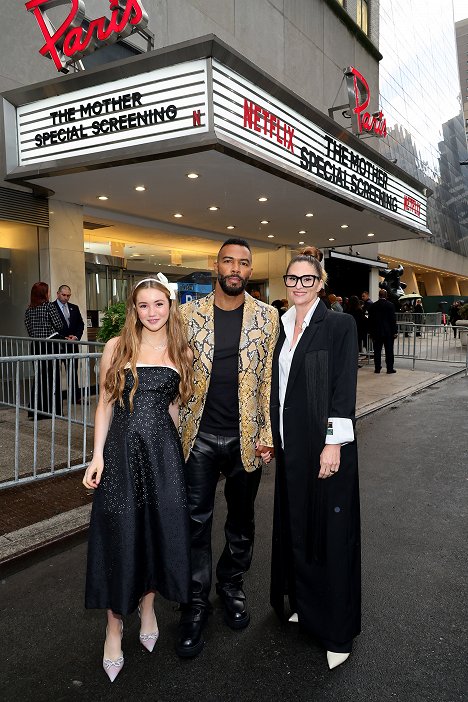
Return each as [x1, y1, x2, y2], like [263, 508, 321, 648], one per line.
[357, 0, 369, 35]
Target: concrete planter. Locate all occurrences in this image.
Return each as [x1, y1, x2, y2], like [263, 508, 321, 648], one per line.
[455, 320, 468, 347]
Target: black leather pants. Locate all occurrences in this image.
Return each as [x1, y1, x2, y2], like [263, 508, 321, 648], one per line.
[185, 431, 262, 607]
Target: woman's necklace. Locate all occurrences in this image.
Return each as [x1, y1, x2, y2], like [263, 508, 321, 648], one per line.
[142, 339, 167, 351]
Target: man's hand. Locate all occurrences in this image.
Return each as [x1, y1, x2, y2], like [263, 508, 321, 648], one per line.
[255, 443, 274, 463]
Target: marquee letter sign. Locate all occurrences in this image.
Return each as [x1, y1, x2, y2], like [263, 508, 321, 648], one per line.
[345, 66, 387, 138]
[25, 0, 148, 72]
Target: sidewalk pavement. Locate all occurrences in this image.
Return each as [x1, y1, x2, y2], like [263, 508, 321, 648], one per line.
[0, 360, 462, 569]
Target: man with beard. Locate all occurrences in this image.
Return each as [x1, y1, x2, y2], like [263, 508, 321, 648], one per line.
[177, 238, 279, 657]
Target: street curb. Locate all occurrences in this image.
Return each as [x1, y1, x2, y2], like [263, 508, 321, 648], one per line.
[0, 504, 91, 577]
[356, 367, 466, 419]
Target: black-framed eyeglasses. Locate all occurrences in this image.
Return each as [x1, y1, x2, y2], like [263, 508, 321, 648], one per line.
[283, 274, 320, 288]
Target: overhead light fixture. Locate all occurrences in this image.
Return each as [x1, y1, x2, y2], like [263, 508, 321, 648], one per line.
[187, 172, 199, 179]
[135, 185, 146, 192]
[341, 224, 349, 229]
[260, 220, 269, 224]
[258, 196, 268, 202]
[267, 234, 275, 238]
[299, 241, 305, 245]
[329, 237, 335, 241]
[209, 206, 219, 211]
[305, 212, 314, 217]
[173, 213, 183, 218]
[367, 232, 375, 237]
[227, 225, 236, 230]
[97, 195, 108, 200]
[298, 230, 306, 234]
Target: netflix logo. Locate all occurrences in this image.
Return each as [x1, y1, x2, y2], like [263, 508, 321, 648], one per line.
[403, 195, 421, 217]
[243, 98, 294, 153]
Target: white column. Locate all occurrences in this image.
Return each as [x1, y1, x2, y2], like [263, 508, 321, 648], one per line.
[41, 199, 87, 338]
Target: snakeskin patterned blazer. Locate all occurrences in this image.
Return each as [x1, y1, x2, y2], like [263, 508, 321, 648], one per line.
[179, 291, 280, 472]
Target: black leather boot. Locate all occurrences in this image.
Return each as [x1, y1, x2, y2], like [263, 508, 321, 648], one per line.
[175, 605, 209, 658]
[216, 584, 250, 630]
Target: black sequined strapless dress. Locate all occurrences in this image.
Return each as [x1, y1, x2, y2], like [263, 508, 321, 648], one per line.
[85, 366, 190, 615]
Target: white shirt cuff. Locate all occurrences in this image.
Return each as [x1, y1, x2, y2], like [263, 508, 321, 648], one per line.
[325, 417, 354, 445]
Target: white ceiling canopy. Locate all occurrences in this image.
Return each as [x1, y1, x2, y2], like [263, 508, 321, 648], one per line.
[38, 150, 421, 252]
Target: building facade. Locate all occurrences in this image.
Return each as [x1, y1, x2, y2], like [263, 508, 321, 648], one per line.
[375, 1, 468, 306]
[0, 0, 465, 338]
[456, 18, 468, 143]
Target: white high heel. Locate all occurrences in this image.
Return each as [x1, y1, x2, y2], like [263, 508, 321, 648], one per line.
[327, 651, 350, 669]
[103, 621, 124, 682]
[138, 602, 159, 653]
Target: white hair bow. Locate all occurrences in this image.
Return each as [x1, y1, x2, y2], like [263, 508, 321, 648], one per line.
[134, 273, 178, 300]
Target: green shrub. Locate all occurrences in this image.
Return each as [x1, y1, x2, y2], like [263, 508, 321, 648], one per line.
[97, 302, 126, 342]
[459, 303, 468, 321]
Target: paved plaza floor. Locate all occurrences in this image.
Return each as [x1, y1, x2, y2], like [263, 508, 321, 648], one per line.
[0, 373, 466, 701]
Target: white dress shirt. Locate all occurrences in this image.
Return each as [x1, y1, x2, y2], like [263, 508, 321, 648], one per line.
[278, 300, 354, 447]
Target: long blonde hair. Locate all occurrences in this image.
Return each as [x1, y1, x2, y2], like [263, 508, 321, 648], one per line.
[104, 280, 193, 409]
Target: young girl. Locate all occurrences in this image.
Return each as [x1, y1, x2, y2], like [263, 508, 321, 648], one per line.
[83, 275, 193, 682]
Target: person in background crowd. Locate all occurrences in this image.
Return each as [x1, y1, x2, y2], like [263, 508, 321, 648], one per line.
[83, 276, 194, 682]
[329, 294, 343, 312]
[360, 291, 373, 314]
[177, 238, 279, 658]
[271, 299, 287, 317]
[53, 284, 85, 403]
[449, 300, 462, 339]
[270, 246, 360, 670]
[318, 289, 331, 308]
[367, 289, 398, 374]
[345, 295, 367, 358]
[413, 298, 424, 336]
[24, 282, 63, 419]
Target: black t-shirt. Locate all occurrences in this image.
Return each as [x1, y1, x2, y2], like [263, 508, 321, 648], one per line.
[199, 303, 243, 436]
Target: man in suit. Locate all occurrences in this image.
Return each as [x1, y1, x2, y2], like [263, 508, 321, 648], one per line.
[368, 289, 398, 374]
[177, 238, 279, 658]
[53, 285, 85, 402]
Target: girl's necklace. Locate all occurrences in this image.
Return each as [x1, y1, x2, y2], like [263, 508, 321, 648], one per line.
[142, 339, 167, 351]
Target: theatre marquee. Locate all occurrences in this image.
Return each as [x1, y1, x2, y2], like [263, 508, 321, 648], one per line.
[2, 37, 429, 236]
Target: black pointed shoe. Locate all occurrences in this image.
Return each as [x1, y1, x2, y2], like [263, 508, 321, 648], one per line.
[175, 605, 209, 658]
[216, 585, 250, 630]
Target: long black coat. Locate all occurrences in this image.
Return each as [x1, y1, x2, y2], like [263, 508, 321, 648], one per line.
[270, 301, 361, 647]
[367, 298, 397, 339]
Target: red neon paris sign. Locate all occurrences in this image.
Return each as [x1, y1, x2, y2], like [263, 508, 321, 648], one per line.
[345, 66, 387, 138]
[25, 0, 148, 72]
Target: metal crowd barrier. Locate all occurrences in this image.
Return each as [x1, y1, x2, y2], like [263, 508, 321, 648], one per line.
[363, 322, 468, 373]
[0, 349, 102, 489]
[395, 312, 442, 326]
[0, 335, 103, 357]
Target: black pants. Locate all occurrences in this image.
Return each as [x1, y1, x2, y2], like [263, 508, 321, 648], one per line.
[28, 340, 62, 417]
[185, 431, 262, 607]
[373, 336, 394, 372]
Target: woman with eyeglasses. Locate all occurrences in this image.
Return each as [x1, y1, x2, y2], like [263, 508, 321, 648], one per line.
[269, 247, 361, 670]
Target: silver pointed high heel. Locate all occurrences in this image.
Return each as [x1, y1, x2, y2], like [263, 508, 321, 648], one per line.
[288, 612, 299, 623]
[103, 621, 124, 682]
[327, 651, 350, 669]
[138, 602, 159, 653]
